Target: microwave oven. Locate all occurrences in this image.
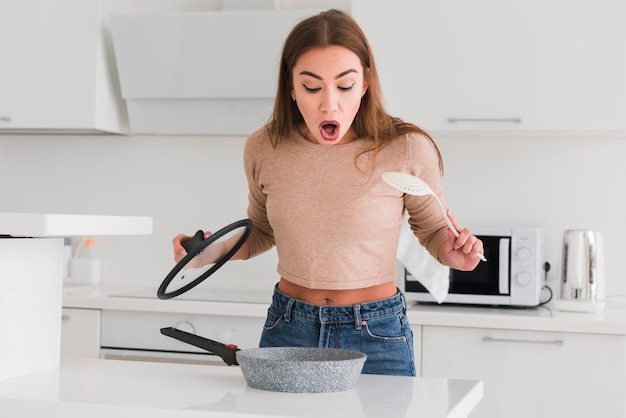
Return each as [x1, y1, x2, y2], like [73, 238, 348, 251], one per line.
[403, 227, 545, 307]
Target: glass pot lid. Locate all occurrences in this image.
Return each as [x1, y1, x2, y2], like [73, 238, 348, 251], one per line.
[157, 219, 252, 300]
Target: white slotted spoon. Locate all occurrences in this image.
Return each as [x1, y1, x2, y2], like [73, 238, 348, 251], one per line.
[382, 171, 486, 262]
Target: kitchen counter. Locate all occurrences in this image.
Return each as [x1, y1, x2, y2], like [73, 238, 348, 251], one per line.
[63, 283, 271, 317]
[63, 283, 626, 335]
[0, 359, 483, 418]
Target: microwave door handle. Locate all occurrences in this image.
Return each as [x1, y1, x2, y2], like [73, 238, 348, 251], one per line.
[499, 238, 511, 294]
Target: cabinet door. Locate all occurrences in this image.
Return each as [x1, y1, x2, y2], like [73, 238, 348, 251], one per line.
[0, 0, 127, 133]
[421, 326, 626, 418]
[61, 308, 101, 359]
[352, 0, 626, 133]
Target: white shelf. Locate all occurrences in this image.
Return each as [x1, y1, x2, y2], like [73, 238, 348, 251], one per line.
[0, 213, 152, 236]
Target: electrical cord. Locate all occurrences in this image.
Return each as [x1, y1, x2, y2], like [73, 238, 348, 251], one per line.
[538, 261, 553, 306]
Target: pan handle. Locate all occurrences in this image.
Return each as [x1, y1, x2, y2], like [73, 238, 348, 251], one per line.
[160, 327, 239, 366]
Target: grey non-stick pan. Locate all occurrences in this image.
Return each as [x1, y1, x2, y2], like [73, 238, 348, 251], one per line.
[158, 220, 366, 392]
[160, 327, 366, 393]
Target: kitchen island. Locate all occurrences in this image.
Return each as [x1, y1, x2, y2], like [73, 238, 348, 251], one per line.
[61, 284, 626, 417]
[0, 358, 483, 418]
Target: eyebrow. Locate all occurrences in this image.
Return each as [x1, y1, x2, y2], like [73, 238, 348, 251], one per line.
[298, 69, 358, 80]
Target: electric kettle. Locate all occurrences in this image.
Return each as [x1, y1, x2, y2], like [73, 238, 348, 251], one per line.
[558, 230, 605, 312]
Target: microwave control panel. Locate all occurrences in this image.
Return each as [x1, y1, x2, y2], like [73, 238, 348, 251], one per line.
[509, 228, 545, 305]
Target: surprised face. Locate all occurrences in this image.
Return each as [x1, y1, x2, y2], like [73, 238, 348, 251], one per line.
[291, 46, 368, 145]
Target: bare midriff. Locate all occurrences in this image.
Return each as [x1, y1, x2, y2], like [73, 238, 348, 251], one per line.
[277, 277, 398, 306]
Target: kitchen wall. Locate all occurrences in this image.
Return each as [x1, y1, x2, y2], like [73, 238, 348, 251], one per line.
[0, 132, 624, 298]
[0, 135, 278, 293]
[2, 0, 624, 299]
[436, 133, 625, 299]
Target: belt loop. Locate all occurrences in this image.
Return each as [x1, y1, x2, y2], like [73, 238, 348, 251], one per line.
[353, 304, 362, 330]
[283, 298, 295, 323]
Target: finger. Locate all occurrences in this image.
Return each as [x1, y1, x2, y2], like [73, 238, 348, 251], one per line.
[452, 227, 471, 250]
[473, 237, 487, 262]
[172, 233, 189, 244]
[462, 235, 486, 262]
[446, 211, 461, 231]
[172, 234, 190, 256]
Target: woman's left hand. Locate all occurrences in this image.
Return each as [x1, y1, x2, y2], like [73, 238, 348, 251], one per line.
[437, 212, 484, 271]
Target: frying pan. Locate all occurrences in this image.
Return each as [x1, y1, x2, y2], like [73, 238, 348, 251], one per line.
[157, 220, 367, 392]
[161, 327, 366, 393]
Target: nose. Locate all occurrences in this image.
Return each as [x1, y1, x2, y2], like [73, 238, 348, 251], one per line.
[319, 88, 339, 113]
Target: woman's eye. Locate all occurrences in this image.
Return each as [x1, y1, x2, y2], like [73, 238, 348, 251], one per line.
[302, 85, 320, 93]
[301, 83, 355, 93]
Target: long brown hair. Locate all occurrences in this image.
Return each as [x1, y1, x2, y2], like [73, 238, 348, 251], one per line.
[267, 9, 443, 174]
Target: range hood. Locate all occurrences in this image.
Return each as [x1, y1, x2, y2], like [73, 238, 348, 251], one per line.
[110, 9, 319, 136]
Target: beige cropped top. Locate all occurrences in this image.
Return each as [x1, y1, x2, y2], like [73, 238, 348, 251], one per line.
[243, 126, 449, 290]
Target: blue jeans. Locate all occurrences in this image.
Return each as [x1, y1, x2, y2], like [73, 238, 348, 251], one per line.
[259, 285, 416, 376]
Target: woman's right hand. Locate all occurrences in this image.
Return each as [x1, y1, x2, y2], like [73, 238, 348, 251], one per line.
[172, 231, 213, 263]
[172, 229, 250, 264]
[172, 233, 192, 263]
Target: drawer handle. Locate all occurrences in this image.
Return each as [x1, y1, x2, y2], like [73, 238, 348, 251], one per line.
[0, 116, 11, 122]
[447, 117, 522, 123]
[482, 336, 564, 346]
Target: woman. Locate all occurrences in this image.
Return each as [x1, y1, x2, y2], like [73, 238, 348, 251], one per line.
[173, 9, 483, 376]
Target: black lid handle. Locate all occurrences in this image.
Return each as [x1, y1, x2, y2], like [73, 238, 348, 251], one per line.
[182, 230, 205, 253]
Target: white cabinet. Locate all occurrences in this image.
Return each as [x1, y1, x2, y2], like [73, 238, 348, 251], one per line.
[0, 238, 64, 380]
[421, 326, 626, 418]
[352, 0, 626, 134]
[0, 0, 128, 134]
[61, 308, 101, 359]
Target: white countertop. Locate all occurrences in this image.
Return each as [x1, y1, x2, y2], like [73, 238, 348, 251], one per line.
[0, 359, 483, 418]
[63, 283, 626, 335]
[63, 283, 272, 317]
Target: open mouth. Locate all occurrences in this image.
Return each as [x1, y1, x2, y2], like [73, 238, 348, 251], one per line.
[319, 121, 340, 142]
